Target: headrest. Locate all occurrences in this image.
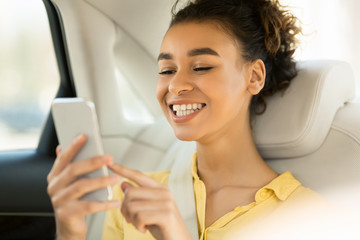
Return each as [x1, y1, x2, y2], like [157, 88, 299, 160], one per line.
[253, 60, 356, 159]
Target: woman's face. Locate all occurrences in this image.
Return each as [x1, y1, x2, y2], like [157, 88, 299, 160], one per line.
[156, 22, 257, 142]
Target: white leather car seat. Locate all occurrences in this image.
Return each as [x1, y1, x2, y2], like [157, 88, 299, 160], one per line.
[255, 60, 360, 206]
[51, 0, 360, 239]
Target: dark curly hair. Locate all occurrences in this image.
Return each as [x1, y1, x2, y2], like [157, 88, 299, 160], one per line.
[170, 0, 301, 114]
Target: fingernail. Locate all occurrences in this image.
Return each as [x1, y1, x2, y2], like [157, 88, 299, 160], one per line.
[77, 134, 84, 141]
[121, 182, 132, 194]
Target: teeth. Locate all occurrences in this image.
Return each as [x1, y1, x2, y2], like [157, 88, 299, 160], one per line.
[171, 103, 204, 117]
[172, 105, 180, 111]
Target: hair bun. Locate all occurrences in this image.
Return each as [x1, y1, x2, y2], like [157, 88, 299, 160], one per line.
[258, 0, 300, 56]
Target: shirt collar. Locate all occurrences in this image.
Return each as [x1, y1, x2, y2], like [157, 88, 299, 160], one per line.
[261, 171, 301, 201]
[191, 152, 200, 180]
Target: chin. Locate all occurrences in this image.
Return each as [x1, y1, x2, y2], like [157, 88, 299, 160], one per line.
[173, 128, 199, 142]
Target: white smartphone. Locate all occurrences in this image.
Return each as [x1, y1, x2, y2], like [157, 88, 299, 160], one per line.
[51, 97, 113, 202]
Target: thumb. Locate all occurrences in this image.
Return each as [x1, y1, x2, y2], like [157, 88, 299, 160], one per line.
[121, 181, 134, 194]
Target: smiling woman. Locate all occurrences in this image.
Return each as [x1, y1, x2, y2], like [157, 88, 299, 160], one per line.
[99, 0, 329, 239]
[43, 0, 360, 239]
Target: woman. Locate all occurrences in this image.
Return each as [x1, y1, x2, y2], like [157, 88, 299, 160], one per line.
[47, 0, 324, 239]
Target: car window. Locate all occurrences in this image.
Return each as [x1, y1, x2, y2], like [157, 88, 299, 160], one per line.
[281, 0, 360, 92]
[0, 0, 59, 150]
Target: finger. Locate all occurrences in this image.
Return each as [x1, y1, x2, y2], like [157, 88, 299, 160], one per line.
[56, 200, 121, 221]
[56, 145, 62, 156]
[121, 181, 134, 194]
[47, 154, 113, 197]
[127, 209, 170, 233]
[48, 134, 87, 181]
[51, 175, 121, 206]
[121, 199, 171, 224]
[109, 163, 161, 188]
[121, 185, 172, 202]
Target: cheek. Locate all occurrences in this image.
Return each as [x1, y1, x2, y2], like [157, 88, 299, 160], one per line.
[204, 72, 248, 118]
[156, 79, 167, 105]
[222, 66, 248, 104]
[202, 71, 247, 102]
[223, 78, 248, 112]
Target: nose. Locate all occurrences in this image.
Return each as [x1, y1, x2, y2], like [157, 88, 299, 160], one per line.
[168, 70, 194, 95]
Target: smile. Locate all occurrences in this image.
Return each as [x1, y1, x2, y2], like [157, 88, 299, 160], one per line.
[171, 103, 206, 116]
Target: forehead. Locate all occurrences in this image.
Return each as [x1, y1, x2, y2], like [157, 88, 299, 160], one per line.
[160, 22, 240, 57]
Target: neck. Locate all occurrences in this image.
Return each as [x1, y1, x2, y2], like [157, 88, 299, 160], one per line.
[196, 113, 277, 189]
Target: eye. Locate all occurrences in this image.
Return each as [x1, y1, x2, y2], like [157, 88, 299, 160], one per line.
[193, 67, 213, 72]
[158, 70, 176, 75]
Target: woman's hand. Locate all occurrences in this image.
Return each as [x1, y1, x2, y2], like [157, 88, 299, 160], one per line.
[47, 134, 122, 240]
[109, 163, 193, 240]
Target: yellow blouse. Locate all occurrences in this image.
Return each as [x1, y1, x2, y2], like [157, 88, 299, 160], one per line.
[102, 155, 326, 240]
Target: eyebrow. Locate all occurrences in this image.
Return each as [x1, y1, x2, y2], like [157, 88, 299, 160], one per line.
[157, 53, 173, 62]
[157, 47, 220, 62]
[188, 48, 220, 57]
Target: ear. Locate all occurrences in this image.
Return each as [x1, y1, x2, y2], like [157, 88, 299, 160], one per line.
[247, 59, 266, 95]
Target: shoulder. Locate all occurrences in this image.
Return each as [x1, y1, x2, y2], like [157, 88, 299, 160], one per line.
[232, 175, 338, 239]
[266, 174, 339, 237]
[280, 174, 331, 211]
[265, 171, 328, 206]
[260, 172, 333, 225]
[287, 185, 329, 205]
[269, 172, 331, 212]
[267, 185, 354, 239]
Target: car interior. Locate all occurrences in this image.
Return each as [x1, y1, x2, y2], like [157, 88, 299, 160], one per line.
[0, 0, 359, 239]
